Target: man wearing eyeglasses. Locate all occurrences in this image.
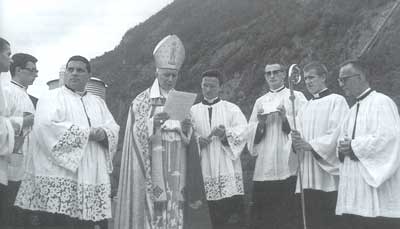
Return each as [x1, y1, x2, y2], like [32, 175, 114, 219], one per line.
[290, 61, 349, 229]
[0, 53, 38, 227]
[335, 59, 400, 228]
[247, 63, 306, 229]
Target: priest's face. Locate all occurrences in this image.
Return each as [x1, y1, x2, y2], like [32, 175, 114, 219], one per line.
[0, 44, 12, 73]
[264, 64, 285, 90]
[304, 69, 326, 95]
[156, 68, 179, 91]
[64, 60, 91, 92]
[17, 61, 38, 87]
[338, 64, 362, 98]
[201, 76, 221, 100]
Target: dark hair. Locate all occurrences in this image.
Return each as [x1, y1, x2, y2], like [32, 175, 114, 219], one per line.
[10, 53, 38, 77]
[0, 38, 10, 52]
[303, 61, 328, 77]
[339, 58, 367, 76]
[201, 69, 224, 85]
[66, 55, 91, 73]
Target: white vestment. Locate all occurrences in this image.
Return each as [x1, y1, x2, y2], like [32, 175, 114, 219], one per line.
[15, 86, 119, 221]
[0, 79, 17, 185]
[295, 93, 349, 192]
[191, 99, 247, 200]
[3, 81, 35, 181]
[247, 87, 306, 181]
[336, 90, 400, 217]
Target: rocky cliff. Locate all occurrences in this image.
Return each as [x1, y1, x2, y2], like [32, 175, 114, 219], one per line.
[90, 0, 400, 204]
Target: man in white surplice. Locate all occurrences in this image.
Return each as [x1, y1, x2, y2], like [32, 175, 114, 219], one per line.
[2, 53, 38, 227]
[336, 59, 400, 229]
[0, 37, 17, 226]
[291, 62, 349, 229]
[247, 63, 306, 229]
[15, 55, 120, 227]
[190, 69, 247, 228]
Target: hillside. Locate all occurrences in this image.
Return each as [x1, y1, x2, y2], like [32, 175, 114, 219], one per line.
[92, 0, 400, 126]
[90, 0, 400, 226]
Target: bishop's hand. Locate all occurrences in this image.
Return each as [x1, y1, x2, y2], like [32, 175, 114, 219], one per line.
[154, 112, 169, 127]
[181, 118, 192, 134]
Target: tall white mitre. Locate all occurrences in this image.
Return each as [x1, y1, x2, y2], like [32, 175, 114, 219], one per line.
[153, 34, 185, 70]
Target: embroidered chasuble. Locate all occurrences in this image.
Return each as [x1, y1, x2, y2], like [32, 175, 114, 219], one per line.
[114, 86, 205, 229]
[247, 88, 307, 181]
[295, 92, 349, 192]
[3, 81, 36, 182]
[14, 86, 119, 221]
[336, 91, 400, 217]
[191, 99, 247, 200]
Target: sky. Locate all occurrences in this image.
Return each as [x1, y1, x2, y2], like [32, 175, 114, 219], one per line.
[1, 0, 173, 97]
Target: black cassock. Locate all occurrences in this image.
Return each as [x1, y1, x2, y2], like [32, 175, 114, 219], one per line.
[184, 134, 212, 229]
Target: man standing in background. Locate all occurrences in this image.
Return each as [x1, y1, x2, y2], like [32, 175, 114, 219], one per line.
[291, 61, 349, 229]
[247, 63, 307, 229]
[0, 37, 17, 227]
[190, 69, 247, 228]
[1, 53, 38, 228]
[15, 55, 120, 229]
[336, 59, 400, 229]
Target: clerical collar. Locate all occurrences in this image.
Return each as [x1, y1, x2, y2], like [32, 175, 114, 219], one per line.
[312, 88, 331, 100]
[269, 85, 285, 93]
[202, 97, 221, 106]
[356, 88, 373, 102]
[11, 80, 26, 90]
[65, 85, 87, 96]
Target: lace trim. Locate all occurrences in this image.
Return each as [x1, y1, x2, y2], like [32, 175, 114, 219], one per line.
[103, 127, 118, 173]
[226, 129, 246, 158]
[15, 175, 111, 221]
[203, 173, 244, 200]
[226, 130, 243, 148]
[52, 125, 89, 172]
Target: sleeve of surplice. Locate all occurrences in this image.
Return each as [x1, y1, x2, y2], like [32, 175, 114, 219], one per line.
[246, 98, 263, 156]
[308, 96, 349, 175]
[0, 85, 17, 156]
[351, 95, 400, 188]
[97, 98, 120, 173]
[33, 93, 90, 172]
[0, 116, 15, 156]
[221, 104, 248, 160]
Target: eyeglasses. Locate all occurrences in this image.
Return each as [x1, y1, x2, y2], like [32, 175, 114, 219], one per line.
[21, 67, 39, 74]
[337, 73, 360, 84]
[265, 69, 284, 77]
